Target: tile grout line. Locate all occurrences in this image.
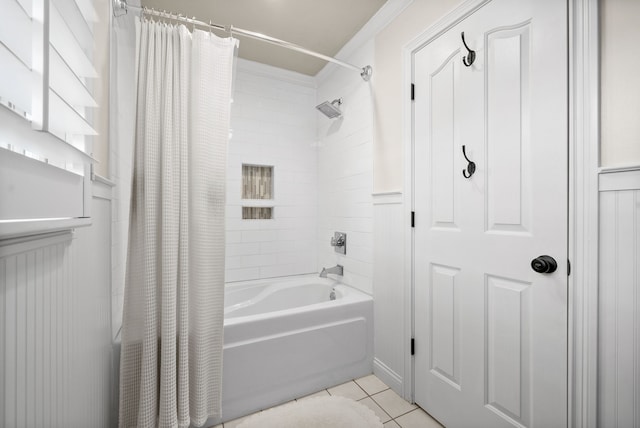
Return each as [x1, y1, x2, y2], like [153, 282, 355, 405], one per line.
[220, 376, 428, 428]
[324, 379, 421, 427]
[357, 393, 393, 423]
[351, 379, 422, 427]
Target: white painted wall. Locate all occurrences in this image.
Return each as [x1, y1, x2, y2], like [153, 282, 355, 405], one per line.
[316, 40, 375, 295]
[226, 59, 318, 282]
[373, 0, 461, 193]
[600, 0, 640, 167]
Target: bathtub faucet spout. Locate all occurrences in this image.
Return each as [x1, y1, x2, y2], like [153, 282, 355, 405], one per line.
[320, 264, 343, 278]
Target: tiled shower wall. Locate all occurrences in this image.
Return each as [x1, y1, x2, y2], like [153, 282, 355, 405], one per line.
[316, 41, 374, 294]
[112, 52, 373, 310]
[225, 60, 318, 282]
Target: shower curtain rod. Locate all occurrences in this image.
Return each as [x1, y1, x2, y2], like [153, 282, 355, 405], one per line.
[113, 0, 373, 81]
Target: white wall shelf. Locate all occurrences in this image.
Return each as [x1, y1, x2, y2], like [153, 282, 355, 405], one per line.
[0, 217, 91, 240]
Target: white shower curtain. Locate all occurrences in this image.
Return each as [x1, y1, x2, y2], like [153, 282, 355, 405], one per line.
[119, 18, 237, 428]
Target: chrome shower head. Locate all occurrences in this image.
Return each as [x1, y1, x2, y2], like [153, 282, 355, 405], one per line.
[316, 98, 343, 119]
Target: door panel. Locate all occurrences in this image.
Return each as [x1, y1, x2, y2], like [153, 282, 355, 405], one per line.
[413, 0, 567, 427]
[430, 263, 461, 389]
[486, 23, 532, 234]
[414, 26, 467, 422]
[485, 275, 531, 426]
[430, 54, 460, 229]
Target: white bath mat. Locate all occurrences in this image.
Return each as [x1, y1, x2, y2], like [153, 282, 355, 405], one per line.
[236, 395, 383, 428]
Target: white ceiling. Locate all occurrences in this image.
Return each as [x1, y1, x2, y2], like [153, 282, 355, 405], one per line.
[140, 0, 388, 76]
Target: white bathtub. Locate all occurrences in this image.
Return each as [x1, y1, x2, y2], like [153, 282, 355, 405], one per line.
[213, 274, 374, 424]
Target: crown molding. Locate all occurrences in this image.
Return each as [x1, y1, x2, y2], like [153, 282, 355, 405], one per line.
[315, 0, 414, 84]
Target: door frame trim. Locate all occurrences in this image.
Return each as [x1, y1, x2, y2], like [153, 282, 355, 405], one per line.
[567, 0, 599, 426]
[401, 0, 600, 426]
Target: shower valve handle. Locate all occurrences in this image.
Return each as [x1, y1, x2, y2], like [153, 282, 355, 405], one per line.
[331, 236, 345, 247]
[330, 232, 347, 254]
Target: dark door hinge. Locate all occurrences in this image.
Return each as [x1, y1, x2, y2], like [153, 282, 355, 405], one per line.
[411, 83, 415, 101]
[568, 259, 571, 276]
[411, 338, 415, 356]
[411, 211, 415, 228]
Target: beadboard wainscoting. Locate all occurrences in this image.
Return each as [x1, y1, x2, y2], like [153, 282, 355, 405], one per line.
[372, 191, 406, 396]
[598, 167, 640, 428]
[0, 180, 113, 428]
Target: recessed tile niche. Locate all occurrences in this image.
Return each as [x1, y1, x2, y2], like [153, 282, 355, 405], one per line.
[242, 164, 273, 219]
[242, 206, 273, 219]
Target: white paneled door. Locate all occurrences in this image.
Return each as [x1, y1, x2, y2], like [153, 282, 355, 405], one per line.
[412, 0, 568, 427]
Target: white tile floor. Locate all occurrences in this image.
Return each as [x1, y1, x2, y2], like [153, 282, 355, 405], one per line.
[213, 374, 443, 428]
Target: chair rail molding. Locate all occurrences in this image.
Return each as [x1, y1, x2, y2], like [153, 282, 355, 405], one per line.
[599, 166, 640, 192]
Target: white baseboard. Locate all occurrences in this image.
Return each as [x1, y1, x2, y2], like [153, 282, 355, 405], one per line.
[373, 358, 405, 398]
